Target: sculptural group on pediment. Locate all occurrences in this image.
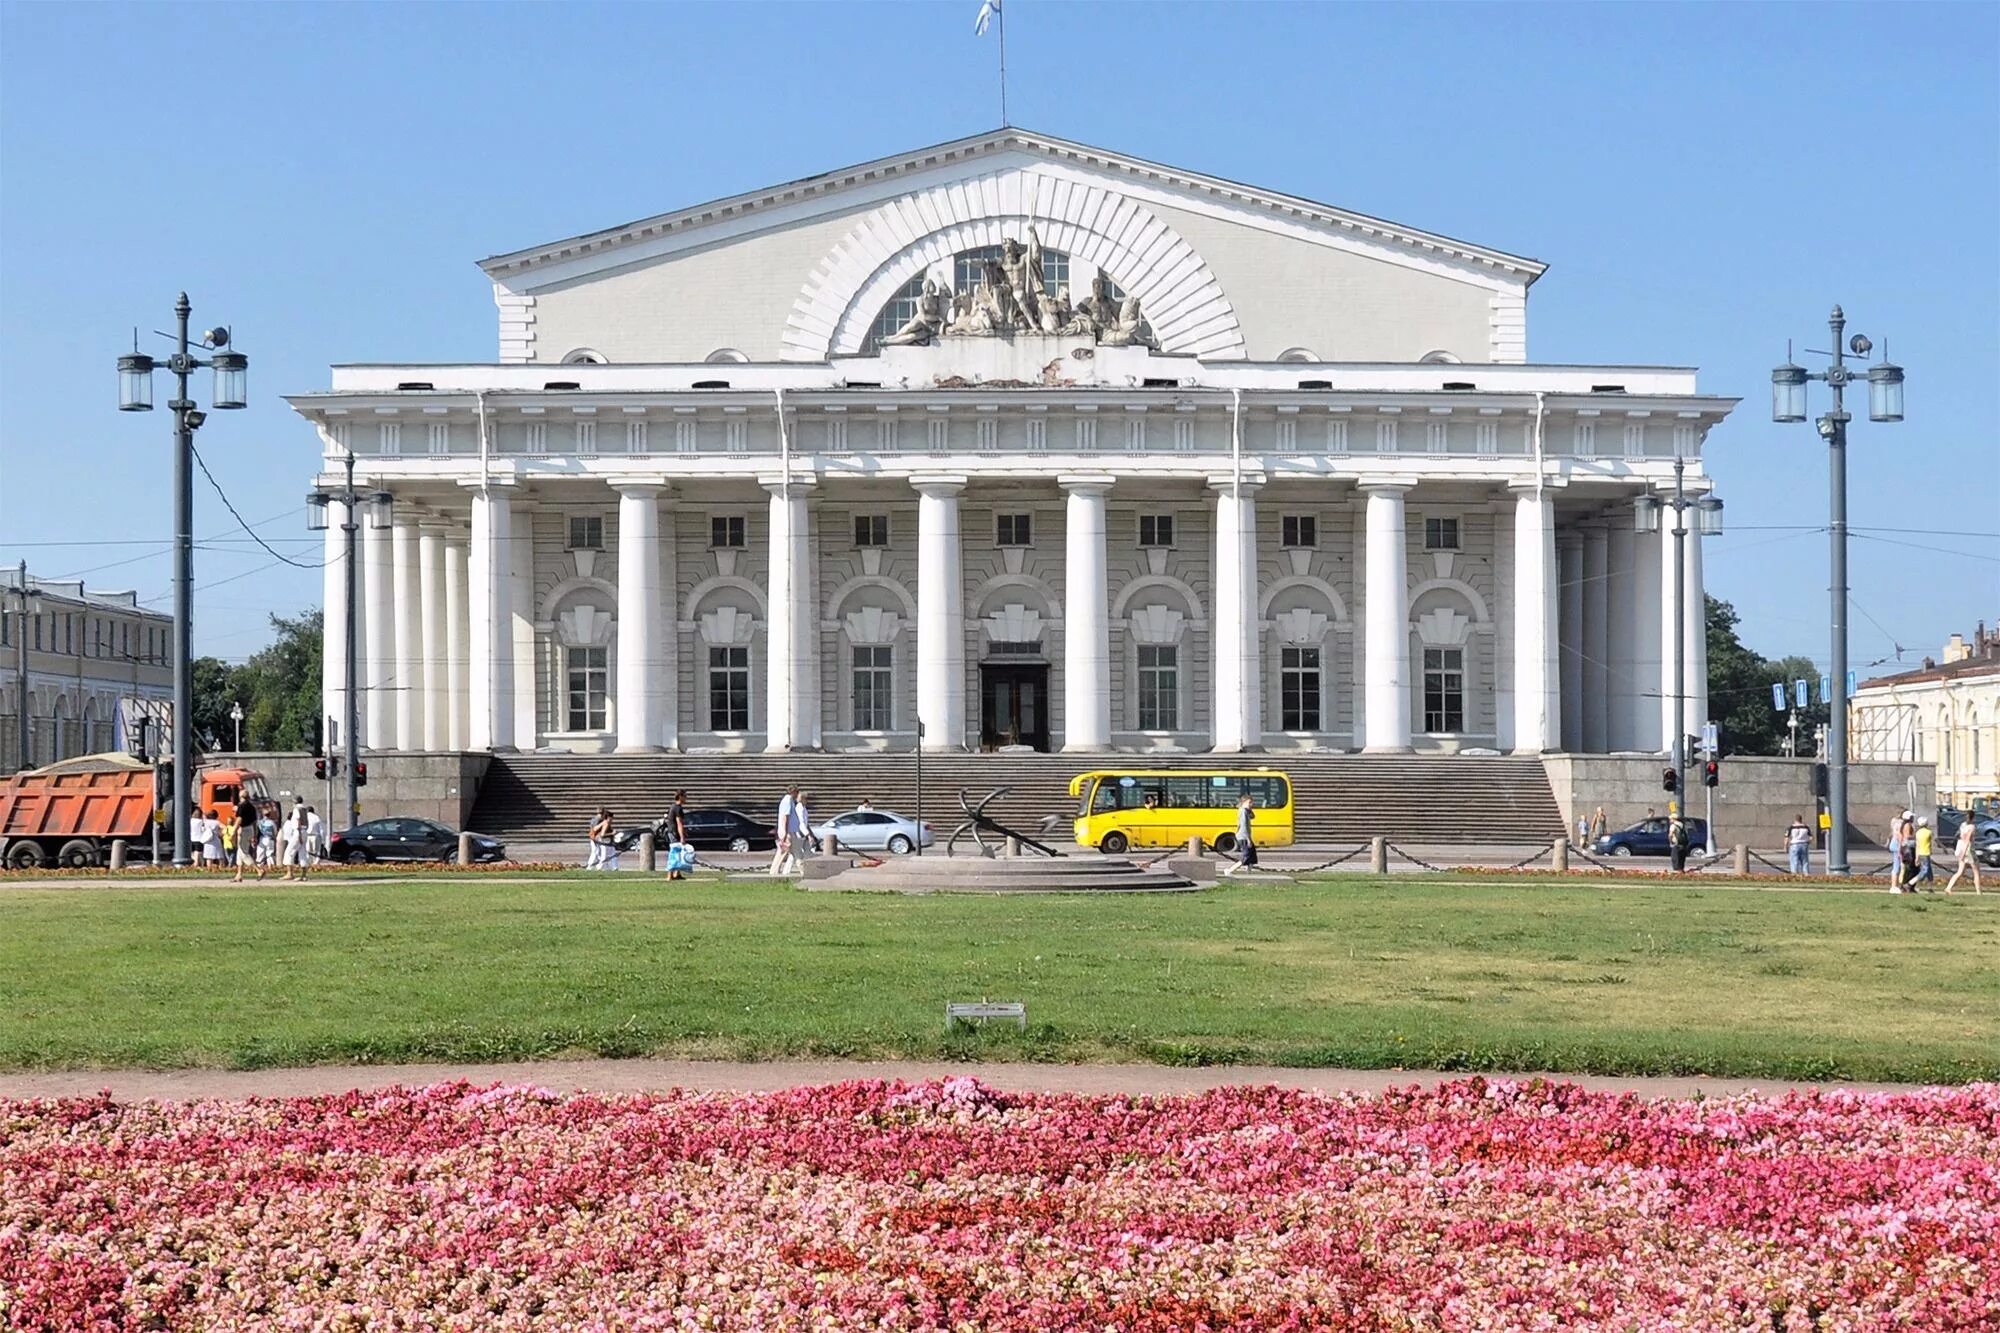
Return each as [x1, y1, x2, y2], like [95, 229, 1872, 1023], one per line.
[882, 225, 1158, 350]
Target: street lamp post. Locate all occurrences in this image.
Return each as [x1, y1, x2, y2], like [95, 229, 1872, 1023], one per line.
[229, 701, 244, 754]
[1633, 455, 1723, 871]
[10, 560, 43, 773]
[308, 454, 391, 828]
[1772, 306, 1904, 876]
[117, 294, 248, 867]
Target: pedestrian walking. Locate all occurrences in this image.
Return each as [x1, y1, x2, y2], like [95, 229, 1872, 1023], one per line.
[1888, 812, 1906, 892]
[1575, 813, 1589, 845]
[304, 805, 326, 869]
[791, 791, 817, 862]
[1912, 817, 1936, 889]
[254, 808, 278, 882]
[666, 789, 690, 881]
[1899, 812, 1919, 892]
[1588, 806, 1607, 843]
[1668, 815, 1690, 872]
[279, 801, 306, 881]
[1787, 814, 1812, 875]
[201, 809, 226, 870]
[584, 808, 615, 870]
[224, 812, 245, 882]
[1945, 817, 1983, 894]
[770, 786, 800, 874]
[1223, 793, 1257, 876]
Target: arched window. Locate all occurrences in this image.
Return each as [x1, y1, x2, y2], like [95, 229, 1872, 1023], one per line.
[561, 348, 607, 365]
[1277, 347, 1320, 364]
[705, 348, 749, 364]
[869, 246, 1080, 348]
[1420, 350, 1462, 365]
[867, 275, 930, 351]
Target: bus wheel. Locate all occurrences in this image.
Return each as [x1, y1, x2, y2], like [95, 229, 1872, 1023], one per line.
[1213, 833, 1237, 855]
[1100, 831, 1129, 855]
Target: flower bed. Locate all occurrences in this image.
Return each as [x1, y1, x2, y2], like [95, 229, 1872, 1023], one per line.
[2, 1078, 1994, 1329]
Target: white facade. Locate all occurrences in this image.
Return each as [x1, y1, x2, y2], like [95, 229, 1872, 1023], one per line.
[1850, 626, 2000, 806]
[290, 130, 1734, 757]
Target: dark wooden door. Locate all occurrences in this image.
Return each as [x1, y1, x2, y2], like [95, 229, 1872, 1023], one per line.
[980, 666, 1050, 751]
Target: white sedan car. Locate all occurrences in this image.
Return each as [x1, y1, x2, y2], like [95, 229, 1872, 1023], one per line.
[812, 808, 935, 855]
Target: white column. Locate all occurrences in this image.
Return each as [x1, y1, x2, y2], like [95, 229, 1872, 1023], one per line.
[418, 525, 447, 751]
[657, 503, 680, 751]
[1581, 523, 1611, 753]
[1060, 474, 1114, 751]
[464, 482, 515, 751]
[1510, 484, 1559, 754]
[613, 482, 664, 752]
[1557, 529, 1584, 752]
[361, 516, 394, 750]
[443, 537, 468, 750]
[1658, 511, 1683, 755]
[391, 519, 423, 750]
[321, 514, 348, 751]
[1209, 477, 1262, 752]
[763, 478, 816, 752]
[913, 475, 967, 751]
[1606, 522, 1639, 751]
[1360, 479, 1415, 752]
[1682, 523, 1707, 744]
[1633, 522, 1664, 753]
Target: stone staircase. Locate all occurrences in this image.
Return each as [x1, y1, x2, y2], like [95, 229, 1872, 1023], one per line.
[469, 753, 1563, 845]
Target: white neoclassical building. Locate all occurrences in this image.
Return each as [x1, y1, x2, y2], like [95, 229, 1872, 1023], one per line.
[290, 129, 1734, 758]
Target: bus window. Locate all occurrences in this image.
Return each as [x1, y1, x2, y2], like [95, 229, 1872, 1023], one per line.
[1251, 776, 1289, 808]
[1165, 776, 1207, 809]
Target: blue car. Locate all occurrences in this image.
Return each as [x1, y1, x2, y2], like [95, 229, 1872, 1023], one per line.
[1593, 816, 1709, 859]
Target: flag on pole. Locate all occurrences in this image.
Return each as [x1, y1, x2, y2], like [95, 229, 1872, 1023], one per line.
[1771, 683, 1786, 712]
[975, 0, 1000, 35]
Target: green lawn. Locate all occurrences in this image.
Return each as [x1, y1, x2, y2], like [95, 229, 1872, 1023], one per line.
[1, 876, 1994, 1082]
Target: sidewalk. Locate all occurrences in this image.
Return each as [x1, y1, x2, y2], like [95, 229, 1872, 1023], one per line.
[0, 1058, 1932, 1103]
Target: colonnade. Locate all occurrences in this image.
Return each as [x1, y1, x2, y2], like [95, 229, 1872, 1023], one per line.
[326, 479, 1707, 755]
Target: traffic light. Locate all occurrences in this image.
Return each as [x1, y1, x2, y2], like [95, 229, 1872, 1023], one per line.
[314, 759, 328, 782]
[1702, 760, 1719, 788]
[1662, 767, 1677, 793]
[354, 761, 368, 788]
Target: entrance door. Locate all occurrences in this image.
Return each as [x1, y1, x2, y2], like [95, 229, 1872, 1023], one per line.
[980, 665, 1051, 751]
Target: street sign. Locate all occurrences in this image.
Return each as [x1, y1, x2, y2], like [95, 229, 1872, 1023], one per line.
[1820, 674, 1832, 704]
[1700, 722, 1719, 758]
[1846, 670, 1857, 697]
[1793, 679, 1809, 710]
[1771, 683, 1786, 711]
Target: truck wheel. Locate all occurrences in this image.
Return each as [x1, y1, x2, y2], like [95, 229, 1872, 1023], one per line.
[57, 840, 100, 870]
[6, 841, 47, 870]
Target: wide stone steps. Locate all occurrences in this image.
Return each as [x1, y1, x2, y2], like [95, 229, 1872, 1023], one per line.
[469, 753, 1563, 846]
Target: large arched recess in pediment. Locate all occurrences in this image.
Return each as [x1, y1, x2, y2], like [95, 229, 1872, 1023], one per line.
[782, 165, 1246, 362]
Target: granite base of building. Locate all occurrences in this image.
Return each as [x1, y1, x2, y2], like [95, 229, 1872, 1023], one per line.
[214, 752, 491, 829]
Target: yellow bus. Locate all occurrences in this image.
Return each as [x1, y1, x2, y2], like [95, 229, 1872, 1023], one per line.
[1069, 769, 1295, 855]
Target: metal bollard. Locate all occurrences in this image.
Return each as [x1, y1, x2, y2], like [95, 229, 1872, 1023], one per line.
[457, 832, 473, 866]
[1004, 835, 1020, 858]
[1370, 835, 1388, 875]
[640, 831, 656, 871]
[1552, 836, 1568, 873]
[109, 840, 127, 872]
[1733, 843, 1749, 877]
[1188, 835, 1204, 858]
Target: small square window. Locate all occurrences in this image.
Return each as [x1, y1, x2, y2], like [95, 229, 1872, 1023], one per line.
[997, 513, 1032, 547]
[854, 514, 890, 547]
[1424, 517, 1461, 551]
[1281, 515, 1317, 548]
[1138, 514, 1175, 548]
[711, 516, 747, 549]
[567, 515, 604, 551]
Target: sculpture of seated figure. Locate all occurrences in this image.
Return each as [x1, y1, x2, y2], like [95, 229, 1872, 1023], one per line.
[1100, 296, 1159, 349]
[882, 278, 948, 346]
[945, 284, 997, 337]
[1040, 284, 1073, 335]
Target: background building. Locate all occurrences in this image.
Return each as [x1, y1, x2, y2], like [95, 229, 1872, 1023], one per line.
[290, 129, 1735, 761]
[1851, 622, 2000, 808]
[0, 567, 173, 774]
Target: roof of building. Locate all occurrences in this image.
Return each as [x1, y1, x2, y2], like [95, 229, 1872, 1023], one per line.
[0, 569, 166, 619]
[477, 126, 1550, 285]
[1857, 623, 2000, 691]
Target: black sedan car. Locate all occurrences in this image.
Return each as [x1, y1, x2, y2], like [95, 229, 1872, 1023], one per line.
[672, 808, 780, 853]
[1593, 816, 1710, 858]
[329, 818, 506, 863]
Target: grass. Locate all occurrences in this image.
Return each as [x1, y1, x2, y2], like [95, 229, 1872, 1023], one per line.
[1, 874, 1994, 1082]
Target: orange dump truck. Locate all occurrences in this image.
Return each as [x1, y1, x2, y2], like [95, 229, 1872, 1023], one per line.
[0, 755, 275, 869]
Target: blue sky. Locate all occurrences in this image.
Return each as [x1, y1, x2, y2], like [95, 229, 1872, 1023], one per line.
[1, 0, 1994, 670]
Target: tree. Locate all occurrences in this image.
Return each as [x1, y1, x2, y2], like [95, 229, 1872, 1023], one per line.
[1706, 595, 1828, 757]
[187, 611, 323, 754]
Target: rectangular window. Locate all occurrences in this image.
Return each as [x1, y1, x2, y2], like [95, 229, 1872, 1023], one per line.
[853, 514, 890, 547]
[1280, 646, 1322, 731]
[1424, 516, 1461, 551]
[1138, 514, 1175, 547]
[996, 513, 1032, 547]
[1137, 645, 1179, 730]
[0, 609, 8, 647]
[567, 515, 604, 551]
[711, 516, 746, 549]
[708, 646, 750, 731]
[33, 616, 42, 652]
[1423, 647, 1465, 734]
[565, 646, 608, 731]
[852, 645, 893, 730]
[1281, 515, 1317, 548]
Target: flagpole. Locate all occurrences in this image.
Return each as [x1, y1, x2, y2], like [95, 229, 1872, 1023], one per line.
[997, 1, 1008, 126]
